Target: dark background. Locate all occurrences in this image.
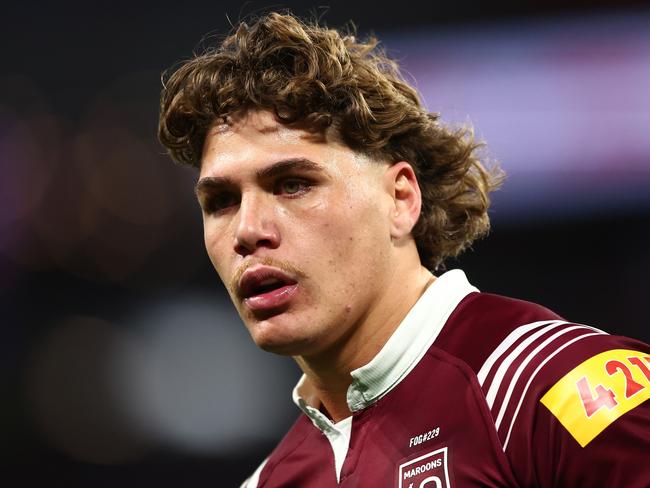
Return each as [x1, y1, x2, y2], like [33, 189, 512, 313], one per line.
[1, 1, 649, 485]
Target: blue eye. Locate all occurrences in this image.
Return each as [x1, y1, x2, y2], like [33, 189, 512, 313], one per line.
[277, 179, 310, 195]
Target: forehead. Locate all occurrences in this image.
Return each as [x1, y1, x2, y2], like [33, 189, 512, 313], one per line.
[210, 110, 315, 143]
[199, 110, 359, 176]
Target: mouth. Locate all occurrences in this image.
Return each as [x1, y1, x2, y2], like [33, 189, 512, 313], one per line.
[238, 266, 299, 313]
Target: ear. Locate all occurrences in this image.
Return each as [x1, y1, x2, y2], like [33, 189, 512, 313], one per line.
[384, 161, 422, 239]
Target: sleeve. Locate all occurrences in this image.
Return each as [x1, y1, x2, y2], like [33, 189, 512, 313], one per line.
[530, 334, 650, 487]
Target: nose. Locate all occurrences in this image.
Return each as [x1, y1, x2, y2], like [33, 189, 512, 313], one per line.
[234, 192, 280, 256]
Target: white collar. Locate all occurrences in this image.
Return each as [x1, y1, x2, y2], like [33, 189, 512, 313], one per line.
[292, 269, 478, 425]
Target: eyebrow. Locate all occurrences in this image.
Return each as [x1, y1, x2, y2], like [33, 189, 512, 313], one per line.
[195, 158, 324, 195]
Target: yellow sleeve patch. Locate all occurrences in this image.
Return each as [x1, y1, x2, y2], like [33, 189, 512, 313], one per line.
[540, 349, 650, 447]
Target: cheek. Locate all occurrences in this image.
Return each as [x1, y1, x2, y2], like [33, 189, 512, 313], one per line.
[203, 222, 231, 274]
[300, 201, 382, 270]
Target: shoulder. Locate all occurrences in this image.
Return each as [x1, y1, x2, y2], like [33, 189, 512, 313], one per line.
[478, 325, 649, 450]
[439, 290, 650, 486]
[535, 333, 650, 445]
[435, 292, 650, 486]
[435, 292, 624, 440]
[435, 291, 567, 374]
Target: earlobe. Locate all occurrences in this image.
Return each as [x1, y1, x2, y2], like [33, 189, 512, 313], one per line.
[386, 162, 422, 239]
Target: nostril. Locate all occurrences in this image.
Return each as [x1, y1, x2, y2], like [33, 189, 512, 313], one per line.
[234, 240, 253, 256]
[256, 238, 275, 248]
[233, 216, 280, 254]
[234, 238, 276, 256]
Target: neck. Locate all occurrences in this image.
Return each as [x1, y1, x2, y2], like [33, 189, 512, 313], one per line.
[294, 265, 435, 422]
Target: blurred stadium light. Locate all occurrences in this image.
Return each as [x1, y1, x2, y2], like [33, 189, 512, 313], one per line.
[385, 11, 650, 220]
[113, 292, 298, 454]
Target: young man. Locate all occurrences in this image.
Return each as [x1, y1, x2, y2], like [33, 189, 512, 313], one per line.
[158, 12, 650, 487]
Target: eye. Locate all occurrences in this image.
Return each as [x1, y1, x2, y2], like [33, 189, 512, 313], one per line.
[275, 178, 311, 196]
[202, 191, 239, 214]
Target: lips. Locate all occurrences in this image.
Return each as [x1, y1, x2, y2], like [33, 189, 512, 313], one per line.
[238, 266, 299, 312]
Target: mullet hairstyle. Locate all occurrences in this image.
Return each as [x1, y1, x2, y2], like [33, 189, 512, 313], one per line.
[158, 12, 503, 270]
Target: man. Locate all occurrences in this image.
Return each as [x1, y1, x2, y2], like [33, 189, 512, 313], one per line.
[158, 12, 650, 487]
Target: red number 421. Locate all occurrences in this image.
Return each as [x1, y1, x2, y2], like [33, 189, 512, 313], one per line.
[576, 356, 650, 418]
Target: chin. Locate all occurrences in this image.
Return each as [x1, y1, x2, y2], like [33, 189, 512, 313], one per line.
[248, 320, 313, 356]
[242, 304, 329, 356]
[254, 336, 311, 356]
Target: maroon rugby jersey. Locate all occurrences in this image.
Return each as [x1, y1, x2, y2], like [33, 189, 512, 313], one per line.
[242, 270, 650, 487]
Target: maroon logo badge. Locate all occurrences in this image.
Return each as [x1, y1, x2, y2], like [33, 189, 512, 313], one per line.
[397, 446, 450, 488]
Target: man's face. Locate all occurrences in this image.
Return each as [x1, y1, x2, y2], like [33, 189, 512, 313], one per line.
[197, 110, 396, 357]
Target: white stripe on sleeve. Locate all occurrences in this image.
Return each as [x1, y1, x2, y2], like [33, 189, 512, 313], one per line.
[493, 324, 604, 430]
[502, 331, 605, 450]
[477, 320, 560, 385]
[483, 321, 569, 408]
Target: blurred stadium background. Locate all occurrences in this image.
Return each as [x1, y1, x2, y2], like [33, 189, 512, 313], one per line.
[1, 0, 649, 485]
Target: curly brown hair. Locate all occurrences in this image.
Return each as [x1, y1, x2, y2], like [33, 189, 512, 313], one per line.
[158, 12, 503, 270]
